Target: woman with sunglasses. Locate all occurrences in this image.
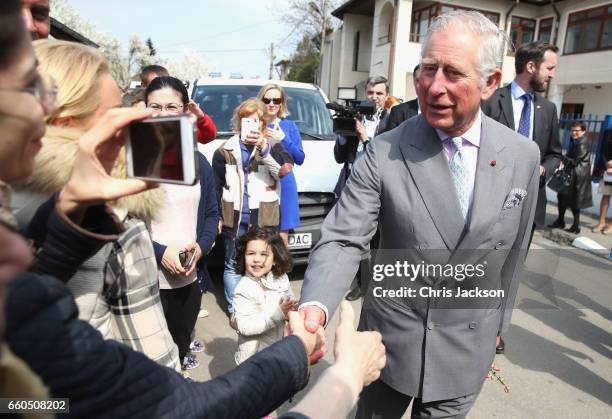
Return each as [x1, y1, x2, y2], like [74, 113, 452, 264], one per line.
[144, 76, 219, 373]
[257, 84, 305, 244]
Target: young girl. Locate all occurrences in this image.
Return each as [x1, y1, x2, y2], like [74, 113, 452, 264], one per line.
[232, 227, 298, 365]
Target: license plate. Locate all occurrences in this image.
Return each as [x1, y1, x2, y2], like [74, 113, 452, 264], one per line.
[288, 233, 312, 250]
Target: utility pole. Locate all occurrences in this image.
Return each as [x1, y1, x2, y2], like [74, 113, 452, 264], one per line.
[268, 42, 275, 80]
[318, 0, 328, 84]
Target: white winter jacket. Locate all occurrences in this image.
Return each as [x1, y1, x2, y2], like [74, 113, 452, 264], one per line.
[233, 272, 294, 365]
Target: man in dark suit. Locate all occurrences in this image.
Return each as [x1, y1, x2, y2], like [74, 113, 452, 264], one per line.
[482, 41, 562, 354]
[379, 64, 420, 134]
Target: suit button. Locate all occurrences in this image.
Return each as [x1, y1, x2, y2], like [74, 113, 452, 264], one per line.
[469, 322, 477, 329]
[427, 322, 435, 330]
[494, 241, 505, 249]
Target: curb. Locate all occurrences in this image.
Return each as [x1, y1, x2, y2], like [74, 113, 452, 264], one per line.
[571, 236, 610, 257]
[539, 229, 611, 259]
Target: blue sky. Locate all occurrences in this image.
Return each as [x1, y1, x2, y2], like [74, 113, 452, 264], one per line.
[65, 0, 295, 78]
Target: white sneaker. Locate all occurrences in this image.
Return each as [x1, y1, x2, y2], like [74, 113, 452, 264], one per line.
[189, 339, 205, 353]
[198, 308, 209, 318]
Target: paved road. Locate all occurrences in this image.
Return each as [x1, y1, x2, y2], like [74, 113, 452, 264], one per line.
[190, 235, 611, 418]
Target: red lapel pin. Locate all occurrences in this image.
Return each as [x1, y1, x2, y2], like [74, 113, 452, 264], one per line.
[490, 160, 497, 167]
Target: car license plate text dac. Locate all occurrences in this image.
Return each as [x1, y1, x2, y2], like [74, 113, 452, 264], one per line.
[288, 233, 312, 249]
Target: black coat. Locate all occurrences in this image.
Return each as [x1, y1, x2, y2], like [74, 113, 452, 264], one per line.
[378, 99, 419, 134]
[558, 135, 593, 209]
[482, 84, 562, 226]
[7, 201, 309, 419]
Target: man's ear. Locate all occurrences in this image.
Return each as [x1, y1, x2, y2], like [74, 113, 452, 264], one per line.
[481, 68, 502, 101]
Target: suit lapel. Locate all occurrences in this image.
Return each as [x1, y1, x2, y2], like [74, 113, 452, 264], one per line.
[458, 116, 511, 250]
[498, 85, 515, 130]
[532, 93, 545, 146]
[399, 116, 465, 250]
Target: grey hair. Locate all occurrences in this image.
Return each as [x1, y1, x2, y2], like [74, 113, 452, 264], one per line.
[365, 75, 389, 92]
[420, 10, 506, 86]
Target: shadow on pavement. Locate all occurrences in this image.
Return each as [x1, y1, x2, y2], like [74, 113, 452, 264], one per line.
[505, 323, 612, 407]
[205, 337, 238, 379]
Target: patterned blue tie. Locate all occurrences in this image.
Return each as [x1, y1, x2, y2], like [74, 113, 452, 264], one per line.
[448, 137, 469, 218]
[517, 93, 532, 139]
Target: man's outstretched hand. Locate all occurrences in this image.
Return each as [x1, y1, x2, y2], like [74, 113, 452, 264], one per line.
[300, 305, 326, 333]
[334, 302, 386, 389]
[288, 310, 326, 365]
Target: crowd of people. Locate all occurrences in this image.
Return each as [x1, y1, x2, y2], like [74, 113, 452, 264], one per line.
[2, 0, 387, 418]
[2, 1, 611, 419]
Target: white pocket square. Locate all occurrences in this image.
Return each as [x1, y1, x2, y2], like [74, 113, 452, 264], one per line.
[503, 188, 527, 209]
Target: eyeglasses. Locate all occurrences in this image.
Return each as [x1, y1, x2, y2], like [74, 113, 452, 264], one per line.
[262, 97, 282, 105]
[0, 74, 57, 111]
[148, 103, 184, 113]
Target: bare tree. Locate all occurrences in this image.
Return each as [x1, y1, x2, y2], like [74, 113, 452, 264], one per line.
[51, 0, 130, 86]
[127, 35, 161, 77]
[276, 0, 342, 51]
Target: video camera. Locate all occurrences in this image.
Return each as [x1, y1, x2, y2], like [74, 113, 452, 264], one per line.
[326, 100, 376, 137]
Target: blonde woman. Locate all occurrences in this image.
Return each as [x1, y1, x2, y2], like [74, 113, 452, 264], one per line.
[10, 40, 180, 371]
[257, 84, 304, 244]
[212, 98, 292, 314]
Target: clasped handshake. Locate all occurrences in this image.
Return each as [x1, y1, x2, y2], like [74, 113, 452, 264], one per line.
[287, 302, 387, 392]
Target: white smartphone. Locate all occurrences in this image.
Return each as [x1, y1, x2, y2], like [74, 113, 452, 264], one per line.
[126, 115, 199, 185]
[240, 117, 260, 142]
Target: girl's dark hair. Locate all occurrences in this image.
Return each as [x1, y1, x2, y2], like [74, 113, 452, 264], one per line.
[235, 227, 293, 277]
[144, 76, 189, 106]
[0, 0, 27, 71]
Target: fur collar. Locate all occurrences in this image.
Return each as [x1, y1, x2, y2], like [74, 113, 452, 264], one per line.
[12, 126, 163, 223]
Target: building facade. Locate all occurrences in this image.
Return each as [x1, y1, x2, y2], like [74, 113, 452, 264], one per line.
[320, 0, 612, 121]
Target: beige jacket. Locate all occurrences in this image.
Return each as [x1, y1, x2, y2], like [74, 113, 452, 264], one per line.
[233, 272, 293, 365]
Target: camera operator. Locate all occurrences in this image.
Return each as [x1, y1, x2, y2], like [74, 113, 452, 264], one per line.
[332, 76, 388, 302]
[333, 76, 389, 195]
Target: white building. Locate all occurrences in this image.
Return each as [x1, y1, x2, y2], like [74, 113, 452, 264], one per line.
[320, 0, 612, 121]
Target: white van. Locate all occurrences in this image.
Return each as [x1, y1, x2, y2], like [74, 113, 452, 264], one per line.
[191, 78, 341, 263]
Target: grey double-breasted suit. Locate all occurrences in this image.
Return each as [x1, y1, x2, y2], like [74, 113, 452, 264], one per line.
[301, 113, 540, 402]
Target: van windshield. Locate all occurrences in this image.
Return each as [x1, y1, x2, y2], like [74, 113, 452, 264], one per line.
[192, 84, 334, 140]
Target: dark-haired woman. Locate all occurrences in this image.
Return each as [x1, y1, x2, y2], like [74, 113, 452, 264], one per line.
[145, 76, 219, 372]
[549, 121, 593, 234]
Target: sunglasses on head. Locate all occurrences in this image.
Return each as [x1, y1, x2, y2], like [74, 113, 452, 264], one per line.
[262, 97, 282, 105]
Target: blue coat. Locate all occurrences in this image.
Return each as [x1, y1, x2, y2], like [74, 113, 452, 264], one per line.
[271, 119, 304, 230]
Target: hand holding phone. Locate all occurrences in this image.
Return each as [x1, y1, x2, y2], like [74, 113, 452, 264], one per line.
[161, 245, 186, 275]
[240, 117, 261, 144]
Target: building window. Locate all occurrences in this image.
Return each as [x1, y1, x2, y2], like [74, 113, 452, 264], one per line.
[510, 16, 536, 52]
[352, 31, 360, 71]
[564, 5, 612, 54]
[377, 3, 393, 46]
[410, 3, 500, 43]
[538, 17, 554, 43]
